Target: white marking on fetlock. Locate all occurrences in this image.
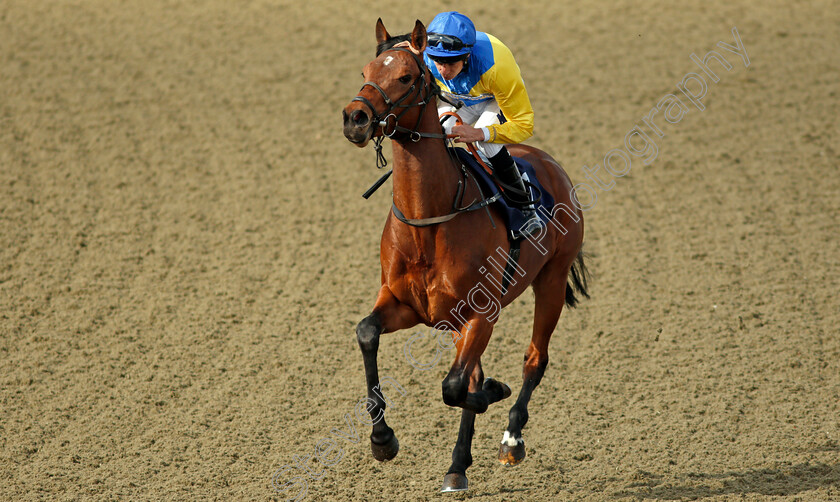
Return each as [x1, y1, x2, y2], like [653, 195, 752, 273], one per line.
[501, 431, 523, 447]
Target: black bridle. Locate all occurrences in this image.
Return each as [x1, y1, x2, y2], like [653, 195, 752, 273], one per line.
[352, 47, 448, 170]
[352, 47, 497, 229]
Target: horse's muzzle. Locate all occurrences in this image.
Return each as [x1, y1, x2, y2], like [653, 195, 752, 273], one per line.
[343, 106, 374, 146]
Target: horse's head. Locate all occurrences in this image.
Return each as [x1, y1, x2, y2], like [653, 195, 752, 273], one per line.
[343, 19, 431, 147]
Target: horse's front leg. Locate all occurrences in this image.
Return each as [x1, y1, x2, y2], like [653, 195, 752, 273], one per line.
[439, 319, 511, 492]
[440, 318, 511, 414]
[440, 362, 483, 492]
[356, 286, 421, 461]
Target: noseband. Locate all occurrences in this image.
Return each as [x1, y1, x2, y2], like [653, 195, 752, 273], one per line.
[352, 47, 445, 143]
[352, 45, 482, 216]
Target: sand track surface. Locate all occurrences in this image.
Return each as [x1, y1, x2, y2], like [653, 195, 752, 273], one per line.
[1, 1, 838, 500]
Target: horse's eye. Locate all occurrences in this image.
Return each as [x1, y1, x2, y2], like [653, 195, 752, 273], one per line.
[399, 75, 412, 84]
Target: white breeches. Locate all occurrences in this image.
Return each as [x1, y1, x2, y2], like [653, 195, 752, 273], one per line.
[438, 100, 504, 159]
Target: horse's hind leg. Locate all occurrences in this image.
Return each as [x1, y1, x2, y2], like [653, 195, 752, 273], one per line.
[357, 286, 421, 461]
[499, 260, 570, 465]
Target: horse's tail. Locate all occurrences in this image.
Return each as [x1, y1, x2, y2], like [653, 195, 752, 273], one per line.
[565, 249, 591, 308]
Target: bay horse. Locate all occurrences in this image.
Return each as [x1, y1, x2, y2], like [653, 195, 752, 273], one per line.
[342, 19, 589, 492]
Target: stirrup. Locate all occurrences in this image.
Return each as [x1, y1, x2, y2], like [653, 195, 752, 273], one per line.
[513, 208, 543, 239]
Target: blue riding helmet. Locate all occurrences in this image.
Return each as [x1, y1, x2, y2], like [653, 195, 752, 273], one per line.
[426, 12, 476, 59]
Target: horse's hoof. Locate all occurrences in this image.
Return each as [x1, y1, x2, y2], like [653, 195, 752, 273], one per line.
[499, 442, 526, 465]
[498, 432, 526, 465]
[483, 378, 512, 402]
[500, 382, 512, 400]
[441, 472, 468, 492]
[370, 434, 399, 461]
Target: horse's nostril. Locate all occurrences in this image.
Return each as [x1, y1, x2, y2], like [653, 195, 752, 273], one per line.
[351, 110, 369, 126]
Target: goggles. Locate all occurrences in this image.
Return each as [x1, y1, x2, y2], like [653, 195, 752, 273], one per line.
[427, 33, 472, 53]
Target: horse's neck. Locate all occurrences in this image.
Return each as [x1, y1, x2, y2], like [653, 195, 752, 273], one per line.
[390, 107, 461, 221]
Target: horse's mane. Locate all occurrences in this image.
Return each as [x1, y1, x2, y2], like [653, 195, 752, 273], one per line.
[376, 34, 411, 56]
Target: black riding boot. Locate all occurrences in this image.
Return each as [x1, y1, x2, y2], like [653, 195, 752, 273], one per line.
[489, 148, 542, 237]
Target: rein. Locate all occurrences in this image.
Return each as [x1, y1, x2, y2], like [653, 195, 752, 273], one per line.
[352, 47, 497, 228]
[352, 47, 446, 150]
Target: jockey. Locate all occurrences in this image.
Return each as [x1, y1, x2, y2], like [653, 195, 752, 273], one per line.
[424, 11, 541, 235]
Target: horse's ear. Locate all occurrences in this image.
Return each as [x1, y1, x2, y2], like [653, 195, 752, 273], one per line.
[410, 20, 427, 53]
[375, 18, 391, 45]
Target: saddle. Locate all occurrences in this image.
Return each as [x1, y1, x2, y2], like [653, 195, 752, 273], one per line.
[450, 147, 555, 241]
[361, 146, 556, 296]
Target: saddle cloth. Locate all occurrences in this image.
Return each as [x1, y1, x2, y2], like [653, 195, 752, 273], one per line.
[451, 147, 555, 239]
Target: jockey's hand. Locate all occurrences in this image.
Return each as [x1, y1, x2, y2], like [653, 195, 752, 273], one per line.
[451, 125, 485, 144]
